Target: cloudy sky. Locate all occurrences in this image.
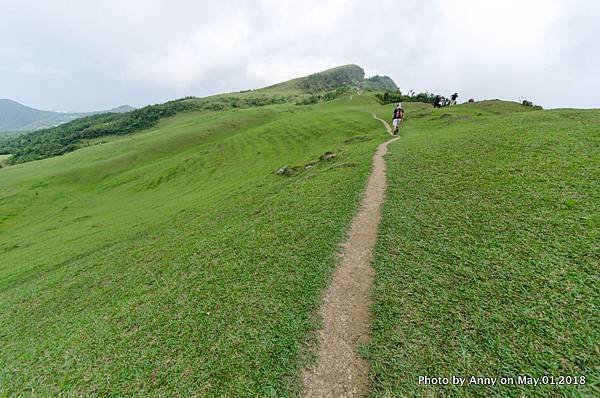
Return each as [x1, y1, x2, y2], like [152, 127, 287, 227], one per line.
[1, 0, 598, 111]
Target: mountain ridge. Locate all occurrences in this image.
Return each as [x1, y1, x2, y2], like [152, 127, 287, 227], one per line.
[0, 99, 134, 133]
[0, 64, 399, 163]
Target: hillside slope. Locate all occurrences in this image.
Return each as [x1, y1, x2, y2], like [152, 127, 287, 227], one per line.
[0, 94, 388, 396]
[2, 65, 596, 396]
[365, 100, 599, 397]
[0, 99, 133, 133]
[0, 65, 396, 163]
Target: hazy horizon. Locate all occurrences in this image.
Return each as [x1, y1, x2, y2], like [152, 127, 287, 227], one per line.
[1, 0, 598, 111]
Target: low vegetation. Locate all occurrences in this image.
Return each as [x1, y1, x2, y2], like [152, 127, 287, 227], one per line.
[375, 90, 438, 105]
[2, 63, 596, 396]
[0, 95, 388, 396]
[1, 65, 396, 164]
[365, 100, 599, 397]
[0, 96, 302, 164]
[362, 75, 398, 92]
[297, 64, 366, 93]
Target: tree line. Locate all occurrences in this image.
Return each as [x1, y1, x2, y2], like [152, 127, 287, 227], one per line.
[375, 90, 438, 105]
[0, 95, 293, 164]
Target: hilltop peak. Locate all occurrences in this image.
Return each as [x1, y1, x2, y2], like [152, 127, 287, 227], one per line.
[296, 64, 365, 93]
[263, 64, 397, 94]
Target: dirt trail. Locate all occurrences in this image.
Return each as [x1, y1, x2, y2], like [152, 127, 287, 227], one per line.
[302, 114, 398, 397]
[371, 113, 394, 135]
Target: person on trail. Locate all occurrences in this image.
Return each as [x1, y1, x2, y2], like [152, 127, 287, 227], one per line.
[392, 103, 404, 135]
[451, 92, 458, 106]
[433, 95, 441, 108]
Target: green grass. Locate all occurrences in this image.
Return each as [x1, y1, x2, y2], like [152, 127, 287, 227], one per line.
[1, 65, 375, 165]
[2, 92, 598, 397]
[0, 95, 388, 396]
[366, 101, 600, 397]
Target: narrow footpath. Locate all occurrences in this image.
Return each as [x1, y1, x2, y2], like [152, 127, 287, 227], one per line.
[302, 114, 399, 397]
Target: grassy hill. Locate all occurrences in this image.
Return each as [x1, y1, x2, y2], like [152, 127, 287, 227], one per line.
[365, 100, 599, 397]
[1, 65, 597, 396]
[0, 99, 133, 134]
[0, 65, 396, 164]
[0, 91, 389, 396]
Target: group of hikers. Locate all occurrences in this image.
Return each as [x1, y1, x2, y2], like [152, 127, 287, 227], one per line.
[390, 92, 459, 134]
[433, 92, 459, 108]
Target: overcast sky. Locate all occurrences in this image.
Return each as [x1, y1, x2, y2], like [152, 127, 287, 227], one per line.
[1, 0, 598, 111]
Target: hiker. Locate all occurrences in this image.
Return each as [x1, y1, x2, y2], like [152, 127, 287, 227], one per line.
[451, 92, 458, 105]
[433, 95, 441, 108]
[392, 103, 404, 135]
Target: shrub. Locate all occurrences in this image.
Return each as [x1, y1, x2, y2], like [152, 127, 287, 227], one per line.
[375, 91, 438, 105]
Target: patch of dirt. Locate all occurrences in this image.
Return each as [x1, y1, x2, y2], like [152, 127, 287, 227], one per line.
[302, 115, 399, 397]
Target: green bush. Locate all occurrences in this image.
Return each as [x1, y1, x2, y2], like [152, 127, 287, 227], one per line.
[375, 90, 437, 105]
[362, 75, 398, 91]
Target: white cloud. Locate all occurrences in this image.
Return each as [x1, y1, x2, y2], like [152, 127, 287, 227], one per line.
[0, 0, 598, 109]
[125, 15, 252, 89]
[0, 47, 30, 58]
[121, 0, 354, 90]
[17, 62, 68, 77]
[245, 57, 347, 87]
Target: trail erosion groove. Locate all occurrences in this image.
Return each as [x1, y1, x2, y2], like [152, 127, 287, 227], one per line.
[302, 114, 399, 397]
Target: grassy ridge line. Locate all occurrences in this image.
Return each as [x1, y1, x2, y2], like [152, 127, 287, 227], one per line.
[0, 96, 388, 396]
[0, 64, 396, 165]
[366, 101, 599, 397]
[0, 96, 295, 164]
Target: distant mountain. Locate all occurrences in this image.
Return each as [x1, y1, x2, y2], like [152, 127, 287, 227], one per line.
[0, 99, 134, 134]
